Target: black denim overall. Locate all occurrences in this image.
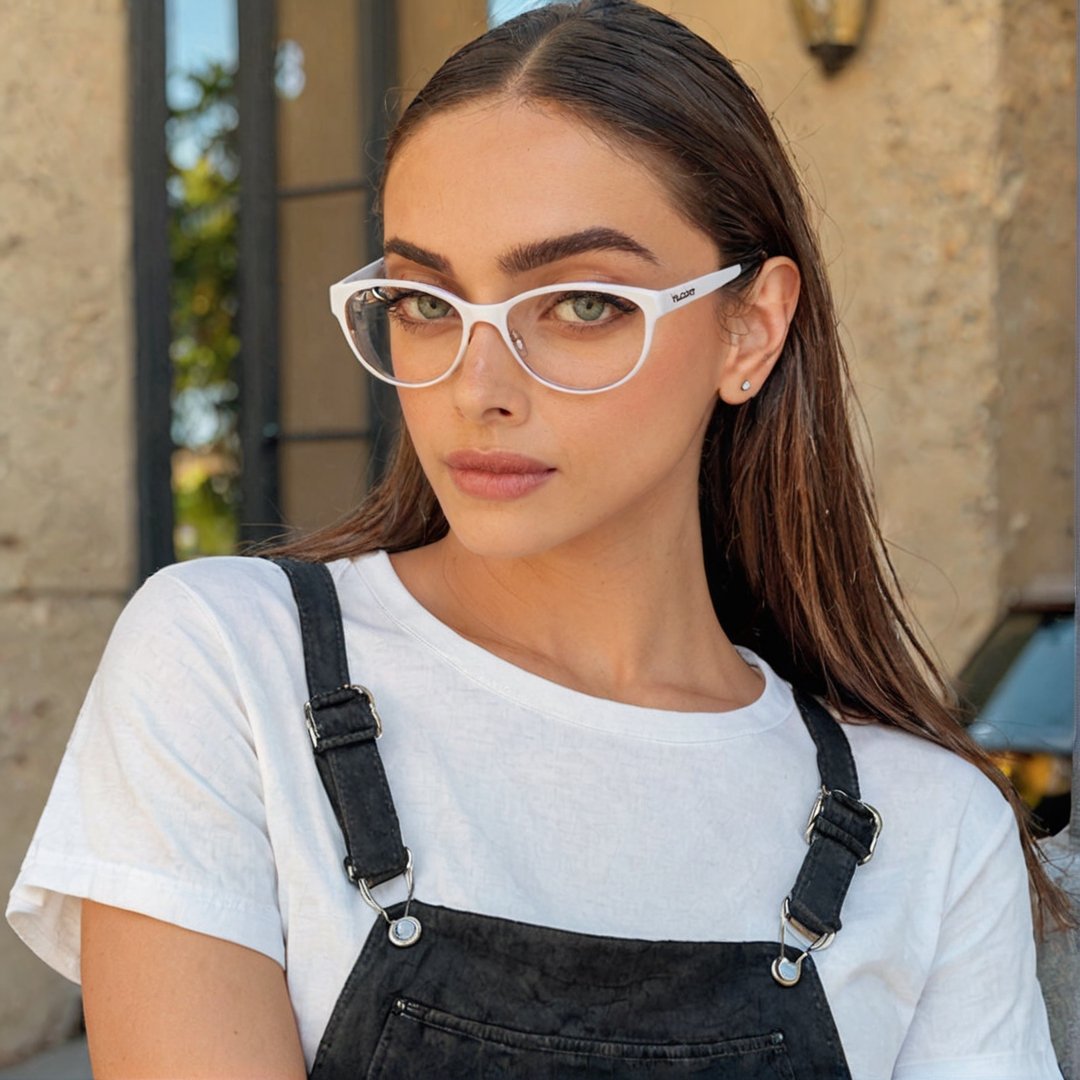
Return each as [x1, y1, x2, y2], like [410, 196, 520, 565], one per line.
[274, 559, 882, 1080]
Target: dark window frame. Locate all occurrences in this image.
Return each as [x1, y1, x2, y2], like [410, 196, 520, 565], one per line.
[236, 0, 282, 549]
[131, 0, 400, 573]
[129, 0, 174, 581]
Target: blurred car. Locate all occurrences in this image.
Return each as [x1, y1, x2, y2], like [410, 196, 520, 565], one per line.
[956, 583, 1074, 837]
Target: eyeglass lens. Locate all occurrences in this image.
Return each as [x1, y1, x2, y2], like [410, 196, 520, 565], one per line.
[344, 285, 647, 390]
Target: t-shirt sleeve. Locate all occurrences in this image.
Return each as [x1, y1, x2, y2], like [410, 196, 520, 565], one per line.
[5, 565, 286, 983]
[892, 774, 1062, 1080]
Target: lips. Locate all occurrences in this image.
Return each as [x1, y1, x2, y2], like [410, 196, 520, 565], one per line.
[443, 450, 556, 500]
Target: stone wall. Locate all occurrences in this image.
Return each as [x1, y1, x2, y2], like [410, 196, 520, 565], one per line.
[997, 1, 1076, 598]
[0, 0, 133, 1065]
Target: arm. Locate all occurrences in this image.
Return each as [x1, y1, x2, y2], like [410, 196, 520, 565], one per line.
[82, 900, 307, 1080]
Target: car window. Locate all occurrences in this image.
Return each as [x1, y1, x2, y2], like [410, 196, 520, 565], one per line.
[966, 614, 1074, 754]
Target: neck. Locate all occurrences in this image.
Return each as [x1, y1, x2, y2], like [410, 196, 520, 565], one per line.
[390, 522, 762, 713]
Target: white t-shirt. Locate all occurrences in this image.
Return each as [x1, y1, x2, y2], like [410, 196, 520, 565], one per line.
[6, 552, 1061, 1080]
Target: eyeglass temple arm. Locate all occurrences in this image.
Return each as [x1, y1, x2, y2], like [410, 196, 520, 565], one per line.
[656, 263, 743, 315]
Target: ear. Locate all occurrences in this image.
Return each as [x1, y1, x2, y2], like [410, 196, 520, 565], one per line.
[716, 256, 800, 404]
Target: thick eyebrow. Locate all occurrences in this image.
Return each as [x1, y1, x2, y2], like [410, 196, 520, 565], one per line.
[498, 228, 660, 274]
[383, 227, 660, 278]
[383, 238, 451, 273]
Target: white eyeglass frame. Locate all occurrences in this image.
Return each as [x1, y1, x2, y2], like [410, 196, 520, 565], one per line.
[329, 258, 744, 394]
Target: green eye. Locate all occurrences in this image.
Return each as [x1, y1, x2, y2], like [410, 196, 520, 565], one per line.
[368, 287, 453, 321]
[416, 294, 451, 320]
[552, 292, 625, 325]
[570, 295, 606, 322]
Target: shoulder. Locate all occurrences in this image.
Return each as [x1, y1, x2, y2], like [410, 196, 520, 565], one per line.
[138, 553, 302, 612]
[99, 557, 283, 669]
[840, 718, 1018, 906]
[843, 717, 1006, 816]
[92, 554, 386, 703]
[124, 552, 379, 640]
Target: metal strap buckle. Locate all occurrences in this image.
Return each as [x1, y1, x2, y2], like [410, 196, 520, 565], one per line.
[803, 785, 882, 865]
[352, 848, 422, 948]
[304, 683, 383, 749]
[771, 898, 835, 987]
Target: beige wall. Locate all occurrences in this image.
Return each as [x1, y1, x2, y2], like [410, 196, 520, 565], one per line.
[997, 1, 1076, 598]
[667, 0, 1075, 669]
[0, 0, 133, 1066]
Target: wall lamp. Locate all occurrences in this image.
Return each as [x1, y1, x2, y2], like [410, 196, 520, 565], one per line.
[790, 0, 873, 75]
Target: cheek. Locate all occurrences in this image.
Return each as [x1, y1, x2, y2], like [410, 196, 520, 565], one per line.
[604, 327, 724, 463]
[568, 376, 714, 485]
[397, 393, 444, 471]
[627, 319, 725, 420]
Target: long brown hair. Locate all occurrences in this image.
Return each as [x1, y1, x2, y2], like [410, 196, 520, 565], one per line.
[268, 0, 1070, 930]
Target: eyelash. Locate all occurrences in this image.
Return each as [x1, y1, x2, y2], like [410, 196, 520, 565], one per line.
[549, 291, 638, 312]
[368, 286, 641, 337]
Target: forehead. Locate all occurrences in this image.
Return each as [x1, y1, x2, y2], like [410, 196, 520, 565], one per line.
[381, 99, 714, 275]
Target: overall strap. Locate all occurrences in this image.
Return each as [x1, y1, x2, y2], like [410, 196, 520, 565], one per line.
[785, 688, 882, 940]
[271, 557, 409, 888]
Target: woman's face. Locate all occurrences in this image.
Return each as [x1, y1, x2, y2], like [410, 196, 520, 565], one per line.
[381, 98, 736, 562]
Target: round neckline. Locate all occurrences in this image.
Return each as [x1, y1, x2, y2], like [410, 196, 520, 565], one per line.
[344, 551, 797, 744]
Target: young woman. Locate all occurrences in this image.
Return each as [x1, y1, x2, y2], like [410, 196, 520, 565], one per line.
[8, 2, 1066, 1077]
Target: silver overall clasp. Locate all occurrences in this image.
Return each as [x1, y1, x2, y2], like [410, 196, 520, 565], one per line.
[355, 848, 422, 948]
[771, 898, 835, 987]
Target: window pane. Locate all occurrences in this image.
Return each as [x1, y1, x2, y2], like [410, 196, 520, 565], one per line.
[166, 0, 240, 559]
[277, 0, 361, 191]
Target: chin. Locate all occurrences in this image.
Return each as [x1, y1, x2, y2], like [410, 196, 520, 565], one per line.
[437, 500, 581, 562]
[443, 521, 561, 563]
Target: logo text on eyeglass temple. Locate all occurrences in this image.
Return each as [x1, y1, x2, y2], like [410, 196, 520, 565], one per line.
[671, 288, 696, 303]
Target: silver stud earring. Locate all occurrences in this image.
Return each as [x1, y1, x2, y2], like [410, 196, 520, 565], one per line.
[740, 380, 752, 392]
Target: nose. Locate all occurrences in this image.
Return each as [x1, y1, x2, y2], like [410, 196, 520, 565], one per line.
[450, 320, 532, 425]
